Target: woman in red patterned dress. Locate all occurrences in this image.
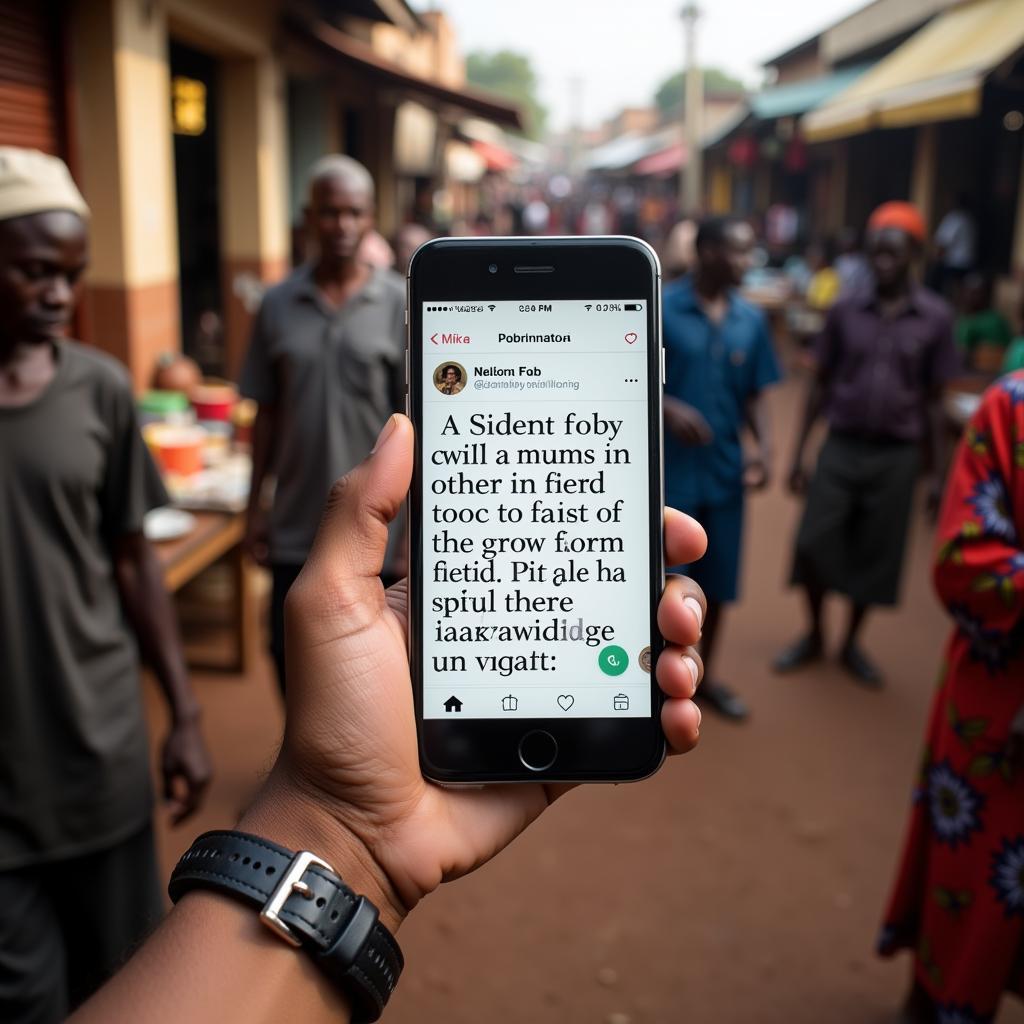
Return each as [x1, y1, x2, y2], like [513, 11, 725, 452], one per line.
[879, 373, 1024, 1024]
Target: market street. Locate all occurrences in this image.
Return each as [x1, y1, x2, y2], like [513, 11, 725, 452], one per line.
[145, 369, 1024, 1023]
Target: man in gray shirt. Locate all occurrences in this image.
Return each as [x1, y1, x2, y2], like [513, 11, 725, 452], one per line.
[0, 148, 211, 1023]
[241, 156, 405, 692]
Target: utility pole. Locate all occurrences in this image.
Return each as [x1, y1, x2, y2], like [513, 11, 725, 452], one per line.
[680, 3, 703, 215]
[568, 75, 584, 178]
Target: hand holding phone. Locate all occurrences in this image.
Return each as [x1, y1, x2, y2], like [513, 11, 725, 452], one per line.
[252, 415, 705, 919]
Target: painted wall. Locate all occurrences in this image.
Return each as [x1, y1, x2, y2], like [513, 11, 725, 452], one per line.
[71, 0, 180, 389]
[70, 0, 291, 387]
[218, 52, 290, 376]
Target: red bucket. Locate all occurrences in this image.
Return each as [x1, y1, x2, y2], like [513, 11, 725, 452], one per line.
[191, 383, 236, 422]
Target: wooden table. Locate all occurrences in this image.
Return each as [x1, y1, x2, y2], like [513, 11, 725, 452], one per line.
[154, 510, 257, 672]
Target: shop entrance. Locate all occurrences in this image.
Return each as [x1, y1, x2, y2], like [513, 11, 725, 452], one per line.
[170, 41, 224, 374]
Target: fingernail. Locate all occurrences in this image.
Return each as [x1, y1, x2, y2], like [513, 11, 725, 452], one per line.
[683, 595, 703, 633]
[682, 655, 699, 695]
[372, 414, 399, 454]
[695, 705, 702, 729]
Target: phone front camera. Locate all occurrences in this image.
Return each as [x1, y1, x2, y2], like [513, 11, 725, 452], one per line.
[488, 263, 498, 274]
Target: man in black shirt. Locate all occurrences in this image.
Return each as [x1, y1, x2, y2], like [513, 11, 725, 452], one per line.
[0, 147, 211, 1022]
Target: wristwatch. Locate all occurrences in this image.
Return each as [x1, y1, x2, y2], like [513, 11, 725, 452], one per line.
[168, 830, 404, 1022]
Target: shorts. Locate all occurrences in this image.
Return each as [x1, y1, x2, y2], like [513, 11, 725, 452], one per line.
[791, 431, 920, 606]
[0, 823, 163, 1022]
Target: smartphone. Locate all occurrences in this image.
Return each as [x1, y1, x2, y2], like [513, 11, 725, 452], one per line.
[407, 236, 665, 783]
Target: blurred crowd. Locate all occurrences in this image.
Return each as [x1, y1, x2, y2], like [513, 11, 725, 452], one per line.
[2, 139, 1024, 1024]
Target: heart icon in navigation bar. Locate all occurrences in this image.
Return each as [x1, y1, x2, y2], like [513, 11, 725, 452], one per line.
[557, 694, 574, 710]
[624, 332, 637, 344]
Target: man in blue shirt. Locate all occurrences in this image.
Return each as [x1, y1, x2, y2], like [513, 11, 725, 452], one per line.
[663, 216, 781, 720]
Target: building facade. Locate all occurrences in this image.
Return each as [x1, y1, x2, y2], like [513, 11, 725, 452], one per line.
[705, 0, 1024, 299]
[0, 0, 519, 387]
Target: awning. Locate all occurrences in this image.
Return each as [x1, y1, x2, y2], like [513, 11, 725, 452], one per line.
[804, 0, 1024, 142]
[287, 17, 523, 130]
[750, 64, 871, 120]
[471, 138, 518, 172]
[632, 142, 688, 176]
[702, 66, 870, 152]
[702, 106, 752, 150]
[585, 126, 678, 172]
[458, 118, 545, 168]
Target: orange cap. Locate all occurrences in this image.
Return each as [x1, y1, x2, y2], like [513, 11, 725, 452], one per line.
[867, 201, 926, 243]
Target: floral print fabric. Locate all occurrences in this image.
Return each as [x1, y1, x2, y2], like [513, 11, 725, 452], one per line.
[879, 373, 1024, 1021]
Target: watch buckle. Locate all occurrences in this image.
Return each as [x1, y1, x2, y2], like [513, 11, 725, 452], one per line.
[259, 849, 335, 947]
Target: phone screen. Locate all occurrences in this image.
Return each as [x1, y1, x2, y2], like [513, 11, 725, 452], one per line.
[420, 299, 653, 720]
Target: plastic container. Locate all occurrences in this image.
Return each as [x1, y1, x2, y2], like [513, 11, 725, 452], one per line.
[139, 390, 191, 427]
[146, 425, 205, 477]
[191, 383, 236, 422]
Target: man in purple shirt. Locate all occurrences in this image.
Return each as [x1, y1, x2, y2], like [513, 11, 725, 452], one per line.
[774, 202, 960, 686]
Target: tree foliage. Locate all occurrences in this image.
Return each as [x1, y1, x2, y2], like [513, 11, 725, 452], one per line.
[655, 67, 745, 115]
[466, 50, 548, 139]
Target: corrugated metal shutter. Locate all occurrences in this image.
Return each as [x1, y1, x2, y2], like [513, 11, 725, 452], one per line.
[0, 4, 62, 154]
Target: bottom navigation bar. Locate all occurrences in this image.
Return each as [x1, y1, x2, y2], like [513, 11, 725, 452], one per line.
[424, 686, 649, 719]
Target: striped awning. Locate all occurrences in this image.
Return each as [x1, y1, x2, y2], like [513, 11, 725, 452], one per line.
[803, 0, 1024, 141]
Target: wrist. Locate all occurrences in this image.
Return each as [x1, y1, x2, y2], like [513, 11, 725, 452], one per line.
[170, 699, 202, 726]
[239, 771, 408, 935]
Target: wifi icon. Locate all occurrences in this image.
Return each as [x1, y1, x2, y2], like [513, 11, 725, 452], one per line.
[488, 304, 496, 311]
[585, 304, 592, 311]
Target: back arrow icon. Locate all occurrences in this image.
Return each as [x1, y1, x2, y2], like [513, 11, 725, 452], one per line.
[430, 332, 439, 345]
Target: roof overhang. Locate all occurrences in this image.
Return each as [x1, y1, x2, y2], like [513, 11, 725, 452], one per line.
[287, 16, 523, 130]
[327, 0, 420, 32]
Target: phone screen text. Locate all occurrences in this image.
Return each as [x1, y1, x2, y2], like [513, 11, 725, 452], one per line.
[421, 300, 652, 719]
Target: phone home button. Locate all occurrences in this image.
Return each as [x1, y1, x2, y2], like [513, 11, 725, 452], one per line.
[518, 730, 558, 772]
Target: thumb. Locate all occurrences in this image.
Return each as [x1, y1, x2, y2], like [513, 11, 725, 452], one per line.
[305, 413, 413, 583]
[288, 414, 413, 651]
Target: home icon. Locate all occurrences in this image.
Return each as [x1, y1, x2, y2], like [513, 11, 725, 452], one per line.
[444, 695, 463, 713]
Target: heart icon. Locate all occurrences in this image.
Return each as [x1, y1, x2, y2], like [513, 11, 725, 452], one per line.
[624, 332, 637, 344]
[557, 694, 574, 710]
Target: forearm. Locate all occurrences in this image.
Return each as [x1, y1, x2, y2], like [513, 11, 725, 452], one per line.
[72, 892, 350, 1024]
[71, 777, 406, 1024]
[746, 393, 773, 461]
[116, 538, 198, 721]
[247, 404, 278, 520]
[790, 377, 825, 467]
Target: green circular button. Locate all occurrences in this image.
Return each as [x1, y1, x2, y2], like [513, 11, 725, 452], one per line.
[598, 645, 629, 676]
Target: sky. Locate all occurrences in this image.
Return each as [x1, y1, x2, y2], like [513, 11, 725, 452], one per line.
[411, 0, 867, 132]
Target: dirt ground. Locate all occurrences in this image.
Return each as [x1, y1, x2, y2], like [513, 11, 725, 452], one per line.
[147, 373, 1024, 1024]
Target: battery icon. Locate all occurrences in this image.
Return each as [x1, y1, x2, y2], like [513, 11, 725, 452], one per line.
[624, 303, 642, 311]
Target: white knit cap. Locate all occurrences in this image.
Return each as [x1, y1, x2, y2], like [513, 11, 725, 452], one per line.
[0, 147, 89, 223]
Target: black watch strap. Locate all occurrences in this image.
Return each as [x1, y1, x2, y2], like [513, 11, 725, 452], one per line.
[168, 830, 403, 1022]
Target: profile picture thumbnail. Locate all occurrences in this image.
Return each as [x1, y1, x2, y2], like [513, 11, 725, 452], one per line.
[434, 362, 466, 396]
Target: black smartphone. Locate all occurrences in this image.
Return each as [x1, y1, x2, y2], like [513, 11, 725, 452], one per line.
[406, 236, 665, 783]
